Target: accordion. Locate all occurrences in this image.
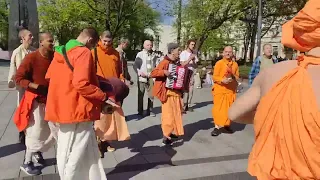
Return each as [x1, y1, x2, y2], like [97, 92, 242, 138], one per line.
[165, 64, 192, 91]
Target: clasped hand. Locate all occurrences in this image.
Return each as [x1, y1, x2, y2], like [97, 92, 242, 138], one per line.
[222, 78, 233, 84]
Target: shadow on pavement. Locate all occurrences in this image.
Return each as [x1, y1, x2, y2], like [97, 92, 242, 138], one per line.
[126, 100, 213, 120]
[192, 101, 212, 109]
[231, 122, 247, 132]
[106, 146, 177, 179]
[125, 113, 144, 121]
[0, 143, 25, 158]
[173, 118, 212, 147]
[0, 61, 10, 67]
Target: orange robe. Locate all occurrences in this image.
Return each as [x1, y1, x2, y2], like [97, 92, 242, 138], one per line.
[212, 58, 239, 127]
[14, 91, 38, 132]
[94, 102, 130, 141]
[93, 42, 129, 141]
[92, 41, 123, 79]
[150, 56, 184, 137]
[249, 1, 320, 179]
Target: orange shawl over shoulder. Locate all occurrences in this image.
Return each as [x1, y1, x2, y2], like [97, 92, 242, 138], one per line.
[249, 1, 320, 179]
[14, 91, 38, 132]
[150, 56, 171, 103]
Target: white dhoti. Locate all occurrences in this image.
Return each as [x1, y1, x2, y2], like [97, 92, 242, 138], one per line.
[206, 73, 213, 85]
[57, 122, 107, 180]
[194, 73, 202, 88]
[25, 101, 57, 154]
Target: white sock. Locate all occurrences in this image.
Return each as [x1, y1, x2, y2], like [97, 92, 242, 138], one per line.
[215, 125, 220, 129]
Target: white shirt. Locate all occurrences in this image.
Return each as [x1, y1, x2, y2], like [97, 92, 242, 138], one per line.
[135, 49, 158, 82]
[179, 50, 199, 71]
[8, 45, 35, 84]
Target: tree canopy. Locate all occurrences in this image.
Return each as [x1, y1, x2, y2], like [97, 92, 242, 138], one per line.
[38, 0, 161, 48]
[168, 0, 307, 61]
[0, 0, 9, 50]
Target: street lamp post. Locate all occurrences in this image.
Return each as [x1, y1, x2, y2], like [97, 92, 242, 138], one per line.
[256, 0, 262, 57]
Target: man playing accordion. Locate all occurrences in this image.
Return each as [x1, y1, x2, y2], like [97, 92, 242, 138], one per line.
[150, 43, 185, 146]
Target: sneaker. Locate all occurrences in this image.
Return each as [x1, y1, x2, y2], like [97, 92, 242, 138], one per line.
[170, 134, 179, 139]
[162, 138, 173, 146]
[33, 152, 45, 166]
[150, 112, 156, 117]
[107, 146, 116, 152]
[188, 107, 194, 112]
[20, 162, 41, 176]
[211, 128, 221, 136]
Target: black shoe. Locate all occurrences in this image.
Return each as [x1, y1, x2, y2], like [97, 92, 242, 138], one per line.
[19, 131, 25, 144]
[33, 152, 45, 166]
[223, 126, 234, 134]
[162, 138, 173, 146]
[211, 128, 221, 136]
[184, 106, 188, 112]
[188, 107, 194, 112]
[170, 134, 179, 139]
[20, 161, 41, 176]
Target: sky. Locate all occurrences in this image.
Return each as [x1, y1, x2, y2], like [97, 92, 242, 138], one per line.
[148, 0, 175, 25]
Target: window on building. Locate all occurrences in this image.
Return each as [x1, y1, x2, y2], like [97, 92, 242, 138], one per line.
[273, 46, 279, 56]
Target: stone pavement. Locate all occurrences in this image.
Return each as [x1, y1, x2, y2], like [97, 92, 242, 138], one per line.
[0, 61, 254, 180]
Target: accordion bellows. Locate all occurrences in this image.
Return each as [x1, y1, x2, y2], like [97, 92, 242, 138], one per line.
[165, 64, 192, 91]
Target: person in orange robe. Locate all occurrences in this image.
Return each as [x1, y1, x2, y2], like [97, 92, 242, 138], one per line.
[228, 1, 320, 179]
[211, 46, 239, 136]
[92, 30, 122, 80]
[94, 77, 130, 157]
[92, 30, 129, 153]
[45, 28, 117, 180]
[150, 43, 184, 146]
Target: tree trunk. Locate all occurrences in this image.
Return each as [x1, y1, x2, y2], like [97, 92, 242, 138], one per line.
[177, 0, 182, 45]
[196, 33, 208, 52]
[243, 23, 253, 61]
[249, 22, 257, 62]
[105, 0, 111, 31]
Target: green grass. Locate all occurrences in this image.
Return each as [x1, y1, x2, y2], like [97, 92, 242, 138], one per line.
[239, 65, 251, 79]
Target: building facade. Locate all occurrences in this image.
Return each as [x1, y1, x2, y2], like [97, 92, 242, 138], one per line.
[145, 24, 176, 54]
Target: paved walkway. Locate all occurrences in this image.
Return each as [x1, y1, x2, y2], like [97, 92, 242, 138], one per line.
[0, 61, 254, 180]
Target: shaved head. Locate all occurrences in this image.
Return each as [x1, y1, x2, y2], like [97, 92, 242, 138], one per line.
[39, 32, 53, 41]
[100, 30, 112, 39]
[39, 32, 54, 52]
[223, 46, 233, 60]
[80, 27, 99, 42]
[77, 27, 99, 49]
[143, 40, 153, 51]
[100, 30, 113, 48]
[224, 46, 233, 51]
[18, 29, 31, 39]
[18, 29, 33, 46]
